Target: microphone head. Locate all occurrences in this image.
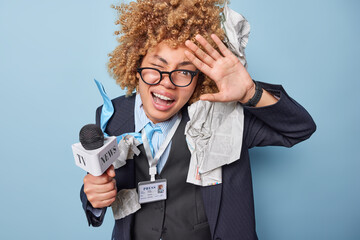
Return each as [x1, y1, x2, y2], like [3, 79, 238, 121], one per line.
[79, 124, 104, 150]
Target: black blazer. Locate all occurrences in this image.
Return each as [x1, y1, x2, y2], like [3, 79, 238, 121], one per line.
[80, 82, 316, 240]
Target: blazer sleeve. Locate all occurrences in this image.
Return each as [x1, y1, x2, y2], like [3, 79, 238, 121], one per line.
[244, 81, 316, 149]
[79, 106, 107, 227]
[80, 185, 107, 227]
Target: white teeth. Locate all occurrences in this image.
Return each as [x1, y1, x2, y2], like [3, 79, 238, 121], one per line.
[153, 93, 173, 101]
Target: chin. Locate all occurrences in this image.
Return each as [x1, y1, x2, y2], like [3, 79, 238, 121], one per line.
[147, 108, 178, 124]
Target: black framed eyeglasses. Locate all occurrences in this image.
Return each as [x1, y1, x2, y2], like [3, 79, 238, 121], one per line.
[137, 67, 199, 87]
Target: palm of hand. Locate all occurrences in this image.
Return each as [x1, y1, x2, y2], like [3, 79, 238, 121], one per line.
[185, 34, 254, 103]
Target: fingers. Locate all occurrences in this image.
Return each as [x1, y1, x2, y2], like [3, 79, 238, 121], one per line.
[185, 34, 223, 68]
[87, 188, 117, 202]
[84, 180, 117, 208]
[84, 172, 113, 185]
[195, 34, 223, 60]
[185, 39, 215, 67]
[106, 165, 115, 178]
[185, 34, 232, 61]
[185, 34, 237, 74]
[184, 50, 211, 74]
[84, 178, 116, 194]
[210, 34, 234, 58]
[83, 169, 117, 208]
[86, 188, 117, 208]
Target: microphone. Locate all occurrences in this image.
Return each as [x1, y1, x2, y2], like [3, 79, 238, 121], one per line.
[72, 124, 119, 176]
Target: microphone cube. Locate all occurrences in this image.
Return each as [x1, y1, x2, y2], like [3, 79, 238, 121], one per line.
[72, 136, 119, 176]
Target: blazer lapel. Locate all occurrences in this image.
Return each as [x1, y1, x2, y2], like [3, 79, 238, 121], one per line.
[105, 95, 136, 136]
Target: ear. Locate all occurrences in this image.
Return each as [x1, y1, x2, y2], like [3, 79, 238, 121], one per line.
[136, 72, 140, 79]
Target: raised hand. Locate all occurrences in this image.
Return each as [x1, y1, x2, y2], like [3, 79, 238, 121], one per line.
[185, 34, 255, 103]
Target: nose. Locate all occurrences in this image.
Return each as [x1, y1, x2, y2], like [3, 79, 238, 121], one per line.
[160, 73, 176, 89]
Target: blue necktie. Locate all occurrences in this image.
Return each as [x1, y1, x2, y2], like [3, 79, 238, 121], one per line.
[94, 79, 162, 156]
[144, 123, 162, 157]
[94, 79, 113, 138]
[95, 79, 142, 143]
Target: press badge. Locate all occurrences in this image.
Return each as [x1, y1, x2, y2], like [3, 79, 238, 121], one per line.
[138, 179, 167, 204]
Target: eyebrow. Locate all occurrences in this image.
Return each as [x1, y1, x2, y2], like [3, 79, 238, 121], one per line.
[153, 55, 168, 65]
[178, 61, 194, 67]
[152, 55, 195, 68]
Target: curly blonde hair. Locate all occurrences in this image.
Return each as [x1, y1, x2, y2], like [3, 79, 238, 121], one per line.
[108, 0, 227, 103]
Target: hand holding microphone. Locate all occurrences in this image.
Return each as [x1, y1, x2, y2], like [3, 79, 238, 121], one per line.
[83, 165, 117, 208]
[72, 124, 119, 208]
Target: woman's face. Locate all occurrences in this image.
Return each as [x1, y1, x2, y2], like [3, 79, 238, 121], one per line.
[137, 42, 198, 123]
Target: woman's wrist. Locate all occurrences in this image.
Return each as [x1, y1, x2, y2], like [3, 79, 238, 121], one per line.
[240, 80, 261, 106]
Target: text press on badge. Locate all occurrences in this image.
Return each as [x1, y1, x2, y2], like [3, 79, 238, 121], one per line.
[138, 179, 167, 204]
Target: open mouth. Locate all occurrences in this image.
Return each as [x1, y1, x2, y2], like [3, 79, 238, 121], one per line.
[152, 92, 175, 106]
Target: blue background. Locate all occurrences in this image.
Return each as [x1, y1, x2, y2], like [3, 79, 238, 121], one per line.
[0, 0, 359, 239]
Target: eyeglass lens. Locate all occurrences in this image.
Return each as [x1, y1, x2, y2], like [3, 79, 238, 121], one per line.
[140, 68, 194, 87]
